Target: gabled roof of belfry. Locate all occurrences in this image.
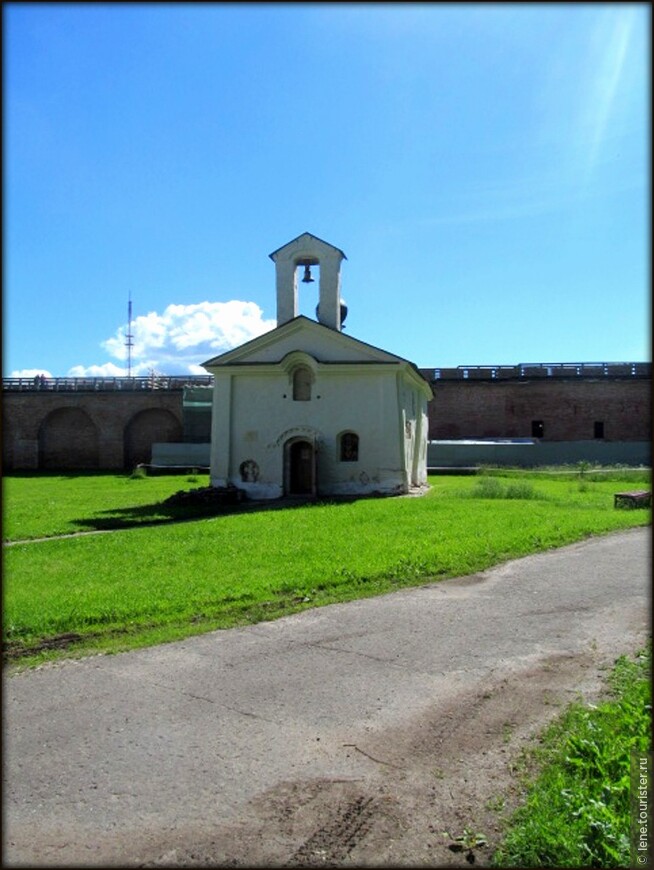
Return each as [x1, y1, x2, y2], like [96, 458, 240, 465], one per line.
[268, 232, 347, 261]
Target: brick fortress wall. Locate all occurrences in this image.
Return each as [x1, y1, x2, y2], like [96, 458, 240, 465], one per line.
[422, 375, 651, 442]
[3, 384, 185, 471]
[3, 366, 651, 470]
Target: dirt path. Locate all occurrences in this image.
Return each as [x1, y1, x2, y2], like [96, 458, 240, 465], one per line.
[4, 528, 650, 867]
[141, 648, 617, 868]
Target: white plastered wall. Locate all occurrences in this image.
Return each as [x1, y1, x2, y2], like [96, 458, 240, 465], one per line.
[207, 361, 419, 498]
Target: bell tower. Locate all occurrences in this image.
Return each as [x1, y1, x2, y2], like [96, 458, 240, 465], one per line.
[269, 232, 347, 331]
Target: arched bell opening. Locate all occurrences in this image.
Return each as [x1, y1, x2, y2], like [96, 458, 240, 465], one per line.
[295, 259, 320, 320]
[270, 233, 347, 331]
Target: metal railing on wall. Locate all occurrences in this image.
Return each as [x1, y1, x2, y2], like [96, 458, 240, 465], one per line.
[2, 375, 214, 392]
[424, 362, 651, 381]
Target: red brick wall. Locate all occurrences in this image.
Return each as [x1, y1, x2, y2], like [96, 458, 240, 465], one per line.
[3, 376, 651, 471]
[39, 407, 100, 470]
[3, 391, 183, 470]
[427, 378, 651, 441]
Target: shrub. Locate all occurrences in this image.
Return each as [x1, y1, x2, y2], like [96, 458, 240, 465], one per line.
[505, 482, 539, 500]
[468, 478, 541, 500]
[473, 477, 506, 499]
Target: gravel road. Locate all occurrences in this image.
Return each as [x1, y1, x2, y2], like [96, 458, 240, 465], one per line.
[4, 527, 650, 867]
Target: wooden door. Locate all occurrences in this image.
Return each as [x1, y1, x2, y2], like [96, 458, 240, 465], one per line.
[289, 440, 314, 494]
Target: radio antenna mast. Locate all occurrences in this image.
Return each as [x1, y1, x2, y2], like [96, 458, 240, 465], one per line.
[126, 294, 134, 377]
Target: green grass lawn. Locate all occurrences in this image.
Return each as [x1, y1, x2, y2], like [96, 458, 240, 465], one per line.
[2, 470, 212, 540]
[493, 646, 652, 867]
[3, 468, 650, 666]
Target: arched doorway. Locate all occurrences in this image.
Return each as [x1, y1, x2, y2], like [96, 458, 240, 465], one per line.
[285, 438, 315, 496]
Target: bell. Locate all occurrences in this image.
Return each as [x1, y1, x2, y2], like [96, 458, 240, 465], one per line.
[301, 264, 314, 283]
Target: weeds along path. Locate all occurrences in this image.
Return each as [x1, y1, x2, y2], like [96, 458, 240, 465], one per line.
[3, 512, 227, 546]
[4, 528, 119, 546]
[4, 527, 650, 867]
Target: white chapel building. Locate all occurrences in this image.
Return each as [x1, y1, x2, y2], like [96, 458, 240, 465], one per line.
[202, 232, 432, 499]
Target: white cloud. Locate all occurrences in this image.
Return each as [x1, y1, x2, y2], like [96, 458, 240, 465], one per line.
[9, 368, 54, 379]
[67, 362, 130, 378]
[69, 300, 276, 377]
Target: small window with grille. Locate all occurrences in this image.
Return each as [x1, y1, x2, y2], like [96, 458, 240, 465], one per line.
[340, 432, 359, 462]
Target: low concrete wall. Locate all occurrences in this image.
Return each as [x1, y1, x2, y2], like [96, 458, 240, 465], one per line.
[428, 440, 651, 469]
[150, 443, 211, 469]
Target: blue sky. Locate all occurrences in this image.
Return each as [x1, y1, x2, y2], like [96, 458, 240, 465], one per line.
[4, 2, 650, 378]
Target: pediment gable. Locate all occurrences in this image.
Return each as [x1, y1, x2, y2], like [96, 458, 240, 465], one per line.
[268, 232, 347, 263]
[203, 316, 405, 368]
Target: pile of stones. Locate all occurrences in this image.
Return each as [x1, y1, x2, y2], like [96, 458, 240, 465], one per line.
[162, 484, 246, 507]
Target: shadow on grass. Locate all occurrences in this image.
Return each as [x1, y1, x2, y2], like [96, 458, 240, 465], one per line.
[71, 502, 226, 530]
[73, 498, 364, 531]
[69, 492, 376, 532]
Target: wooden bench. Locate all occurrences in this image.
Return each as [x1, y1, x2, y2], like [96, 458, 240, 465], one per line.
[614, 490, 651, 509]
